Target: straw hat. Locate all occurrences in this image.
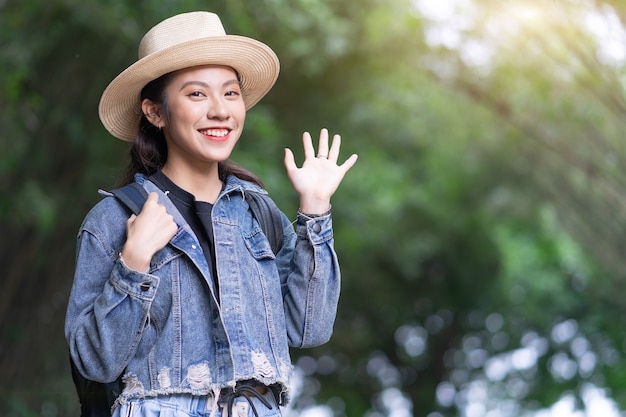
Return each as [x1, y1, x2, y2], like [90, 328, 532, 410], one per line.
[98, 11, 280, 141]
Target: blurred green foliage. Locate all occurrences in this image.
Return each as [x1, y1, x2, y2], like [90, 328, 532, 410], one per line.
[3, 0, 626, 416]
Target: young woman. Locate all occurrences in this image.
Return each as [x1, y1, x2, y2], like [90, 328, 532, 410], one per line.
[65, 11, 357, 417]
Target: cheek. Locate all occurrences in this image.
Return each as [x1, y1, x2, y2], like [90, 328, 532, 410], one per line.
[234, 104, 246, 124]
[170, 106, 204, 127]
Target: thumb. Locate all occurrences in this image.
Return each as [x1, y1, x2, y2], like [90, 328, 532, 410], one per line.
[140, 192, 159, 212]
[340, 153, 359, 172]
[284, 148, 297, 172]
[146, 192, 159, 203]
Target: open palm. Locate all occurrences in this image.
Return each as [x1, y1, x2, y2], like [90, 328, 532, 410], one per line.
[284, 128, 358, 214]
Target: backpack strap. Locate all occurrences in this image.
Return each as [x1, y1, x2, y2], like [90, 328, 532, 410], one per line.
[244, 191, 285, 255]
[110, 182, 149, 216]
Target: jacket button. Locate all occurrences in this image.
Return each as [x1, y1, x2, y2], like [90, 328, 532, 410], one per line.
[312, 223, 322, 233]
[140, 282, 151, 292]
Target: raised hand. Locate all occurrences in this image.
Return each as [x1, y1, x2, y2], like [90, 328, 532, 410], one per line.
[284, 128, 358, 214]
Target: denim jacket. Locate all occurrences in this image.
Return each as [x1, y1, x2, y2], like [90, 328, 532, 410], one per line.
[65, 174, 340, 405]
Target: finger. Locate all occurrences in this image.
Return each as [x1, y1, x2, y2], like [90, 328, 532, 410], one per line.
[328, 134, 341, 161]
[339, 154, 359, 172]
[283, 148, 297, 172]
[164, 216, 178, 237]
[316, 128, 329, 158]
[302, 132, 315, 159]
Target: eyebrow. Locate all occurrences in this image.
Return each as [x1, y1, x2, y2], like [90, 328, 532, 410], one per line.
[179, 79, 240, 91]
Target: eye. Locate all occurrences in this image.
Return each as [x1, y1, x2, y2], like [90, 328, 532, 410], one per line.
[189, 91, 206, 98]
[225, 89, 241, 97]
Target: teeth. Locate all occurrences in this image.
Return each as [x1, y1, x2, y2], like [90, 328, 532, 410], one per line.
[199, 129, 229, 137]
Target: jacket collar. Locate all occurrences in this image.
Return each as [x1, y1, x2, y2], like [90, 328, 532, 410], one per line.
[134, 172, 267, 199]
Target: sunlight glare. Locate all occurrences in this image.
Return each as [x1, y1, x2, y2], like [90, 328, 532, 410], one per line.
[585, 7, 626, 65]
[412, 0, 463, 21]
[412, 0, 626, 69]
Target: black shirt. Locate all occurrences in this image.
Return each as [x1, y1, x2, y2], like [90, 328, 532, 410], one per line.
[149, 170, 221, 299]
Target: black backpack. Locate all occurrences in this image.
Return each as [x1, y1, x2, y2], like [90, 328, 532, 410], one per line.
[70, 182, 285, 416]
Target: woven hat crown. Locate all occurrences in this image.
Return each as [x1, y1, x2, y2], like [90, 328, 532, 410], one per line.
[138, 12, 226, 59]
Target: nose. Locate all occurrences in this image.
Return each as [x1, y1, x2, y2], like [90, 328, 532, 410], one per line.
[207, 95, 229, 120]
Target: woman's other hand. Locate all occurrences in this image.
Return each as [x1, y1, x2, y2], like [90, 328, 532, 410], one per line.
[284, 128, 358, 214]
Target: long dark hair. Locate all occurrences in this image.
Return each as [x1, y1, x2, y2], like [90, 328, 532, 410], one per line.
[119, 71, 264, 188]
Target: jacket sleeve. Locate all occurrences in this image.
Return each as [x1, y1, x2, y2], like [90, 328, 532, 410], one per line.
[277, 209, 341, 348]
[64, 218, 160, 383]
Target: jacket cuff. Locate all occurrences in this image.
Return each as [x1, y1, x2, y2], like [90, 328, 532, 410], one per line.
[110, 257, 160, 301]
[296, 209, 333, 245]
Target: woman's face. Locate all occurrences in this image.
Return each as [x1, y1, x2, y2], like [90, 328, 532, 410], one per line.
[160, 65, 246, 170]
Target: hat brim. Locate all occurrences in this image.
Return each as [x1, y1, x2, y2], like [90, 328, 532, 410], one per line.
[99, 35, 279, 141]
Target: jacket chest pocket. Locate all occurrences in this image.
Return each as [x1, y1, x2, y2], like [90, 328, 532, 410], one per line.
[241, 229, 282, 298]
[243, 228, 276, 261]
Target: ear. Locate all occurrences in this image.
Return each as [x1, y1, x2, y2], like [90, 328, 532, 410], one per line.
[141, 99, 164, 128]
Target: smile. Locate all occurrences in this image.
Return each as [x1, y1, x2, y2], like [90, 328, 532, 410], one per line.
[198, 128, 230, 137]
